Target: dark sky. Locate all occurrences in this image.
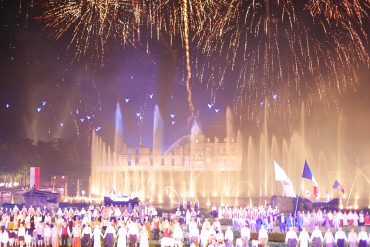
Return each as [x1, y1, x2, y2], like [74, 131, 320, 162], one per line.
[0, 0, 233, 149]
[0, 0, 369, 165]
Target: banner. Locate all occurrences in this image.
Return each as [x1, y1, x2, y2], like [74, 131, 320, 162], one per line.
[274, 161, 296, 197]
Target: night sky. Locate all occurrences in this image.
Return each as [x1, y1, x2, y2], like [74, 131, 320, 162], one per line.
[0, 0, 369, 165]
[0, 1, 231, 148]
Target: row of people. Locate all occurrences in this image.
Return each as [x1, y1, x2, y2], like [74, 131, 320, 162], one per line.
[211, 204, 370, 227]
[0, 203, 369, 247]
[285, 226, 370, 247]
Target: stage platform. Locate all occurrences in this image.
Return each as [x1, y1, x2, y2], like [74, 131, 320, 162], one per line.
[270, 195, 339, 213]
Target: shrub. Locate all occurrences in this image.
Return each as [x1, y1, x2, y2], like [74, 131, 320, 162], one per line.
[268, 232, 286, 242]
[248, 232, 286, 242]
[219, 218, 232, 225]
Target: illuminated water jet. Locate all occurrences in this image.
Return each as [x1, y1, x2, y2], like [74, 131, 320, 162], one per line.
[89, 105, 369, 207]
[114, 102, 124, 153]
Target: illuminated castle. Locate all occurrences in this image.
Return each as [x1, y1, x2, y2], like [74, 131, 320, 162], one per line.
[90, 105, 244, 203]
[114, 131, 243, 171]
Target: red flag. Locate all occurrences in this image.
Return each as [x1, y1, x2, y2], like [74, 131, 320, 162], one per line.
[313, 186, 319, 197]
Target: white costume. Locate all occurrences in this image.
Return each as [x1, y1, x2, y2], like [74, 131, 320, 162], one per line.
[298, 230, 310, 247]
[117, 226, 127, 247]
[93, 226, 102, 247]
[139, 228, 149, 247]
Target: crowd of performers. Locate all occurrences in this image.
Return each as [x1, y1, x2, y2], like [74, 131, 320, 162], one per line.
[211, 205, 370, 232]
[0, 201, 368, 247]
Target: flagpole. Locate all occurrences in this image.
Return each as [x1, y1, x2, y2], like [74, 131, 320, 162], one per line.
[275, 181, 278, 196]
[294, 178, 303, 216]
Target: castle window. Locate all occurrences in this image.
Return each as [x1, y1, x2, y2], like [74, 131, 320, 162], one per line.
[161, 158, 165, 166]
[172, 158, 175, 166]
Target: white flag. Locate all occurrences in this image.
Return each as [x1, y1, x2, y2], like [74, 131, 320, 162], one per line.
[274, 161, 296, 197]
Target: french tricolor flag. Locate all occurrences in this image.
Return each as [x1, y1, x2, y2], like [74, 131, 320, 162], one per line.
[302, 161, 318, 196]
[302, 161, 318, 186]
[333, 180, 345, 194]
[30, 167, 40, 189]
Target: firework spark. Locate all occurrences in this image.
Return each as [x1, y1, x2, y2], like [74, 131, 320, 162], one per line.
[182, 0, 194, 116]
[142, 0, 217, 43]
[304, 0, 369, 22]
[35, 0, 369, 123]
[37, 0, 218, 114]
[37, 0, 141, 65]
[196, 0, 368, 121]
[142, 0, 220, 115]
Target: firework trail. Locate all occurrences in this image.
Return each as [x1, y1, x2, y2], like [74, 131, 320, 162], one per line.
[142, 0, 219, 115]
[37, 0, 141, 65]
[196, 0, 368, 121]
[182, 0, 194, 115]
[34, 0, 369, 123]
[305, 0, 369, 21]
[67, 101, 80, 140]
[38, 0, 209, 114]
